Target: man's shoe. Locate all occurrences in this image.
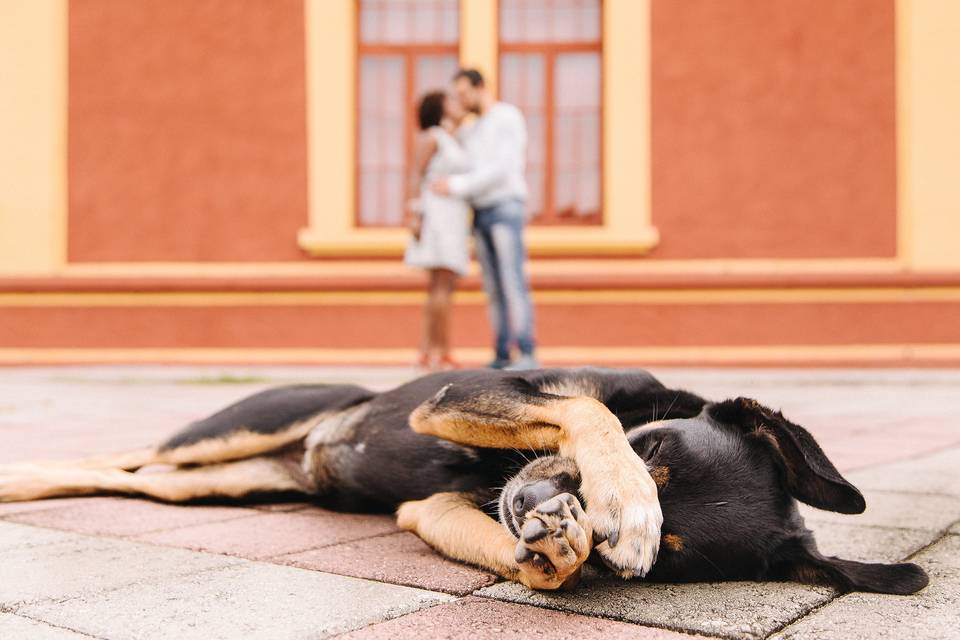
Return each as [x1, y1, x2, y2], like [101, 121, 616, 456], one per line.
[488, 357, 512, 370]
[505, 355, 539, 371]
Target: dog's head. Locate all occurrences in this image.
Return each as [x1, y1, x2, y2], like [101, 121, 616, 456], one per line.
[499, 397, 928, 595]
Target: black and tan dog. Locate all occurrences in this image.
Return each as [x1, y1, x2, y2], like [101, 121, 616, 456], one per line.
[0, 368, 928, 593]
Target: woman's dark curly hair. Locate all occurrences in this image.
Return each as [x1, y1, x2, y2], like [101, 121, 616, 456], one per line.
[418, 91, 446, 130]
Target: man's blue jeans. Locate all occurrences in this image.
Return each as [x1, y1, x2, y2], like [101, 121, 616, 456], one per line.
[473, 199, 536, 361]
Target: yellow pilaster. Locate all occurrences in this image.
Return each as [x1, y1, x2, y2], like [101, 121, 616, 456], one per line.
[459, 0, 498, 94]
[299, 0, 357, 250]
[0, 0, 67, 275]
[602, 0, 658, 253]
[897, 0, 960, 270]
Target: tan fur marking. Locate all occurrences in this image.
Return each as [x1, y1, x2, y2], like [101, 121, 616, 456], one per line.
[409, 402, 562, 450]
[397, 492, 521, 583]
[650, 465, 670, 488]
[663, 533, 685, 552]
[156, 414, 326, 466]
[538, 378, 602, 400]
[0, 458, 308, 503]
[792, 563, 826, 585]
[4, 447, 159, 472]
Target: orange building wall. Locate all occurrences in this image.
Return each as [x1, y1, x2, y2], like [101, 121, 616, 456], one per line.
[649, 0, 897, 259]
[68, 0, 309, 262]
[65, 0, 898, 264]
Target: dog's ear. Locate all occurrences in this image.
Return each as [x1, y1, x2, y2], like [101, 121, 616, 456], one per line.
[771, 536, 929, 595]
[709, 397, 865, 514]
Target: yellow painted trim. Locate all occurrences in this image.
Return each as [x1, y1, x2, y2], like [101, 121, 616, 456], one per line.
[55, 257, 906, 278]
[460, 0, 498, 94]
[896, 0, 960, 270]
[0, 0, 67, 275]
[298, 0, 659, 258]
[2, 344, 959, 365]
[3, 286, 960, 307]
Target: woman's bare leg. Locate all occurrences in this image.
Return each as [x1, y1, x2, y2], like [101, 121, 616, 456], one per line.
[430, 268, 458, 361]
[424, 268, 458, 367]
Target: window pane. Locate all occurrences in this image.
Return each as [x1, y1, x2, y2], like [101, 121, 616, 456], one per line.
[359, 56, 406, 225]
[553, 52, 600, 217]
[414, 54, 459, 98]
[500, 0, 600, 44]
[501, 53, 546, 218]
[360, 0, 458, 45]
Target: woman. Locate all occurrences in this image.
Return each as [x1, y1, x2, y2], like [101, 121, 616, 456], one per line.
[404, 91, 471, 371]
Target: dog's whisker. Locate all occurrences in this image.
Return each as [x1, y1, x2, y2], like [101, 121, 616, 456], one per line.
[663, 391, 681, 420]
[687, 544, 726, 579]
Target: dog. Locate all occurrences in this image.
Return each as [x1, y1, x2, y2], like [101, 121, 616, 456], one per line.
[0, 367, 928, 594]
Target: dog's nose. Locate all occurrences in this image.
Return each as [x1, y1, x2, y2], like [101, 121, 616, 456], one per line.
[512, 479, 564, 519]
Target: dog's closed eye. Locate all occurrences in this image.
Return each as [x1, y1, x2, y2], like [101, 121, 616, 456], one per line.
[640, 439, 662, 462]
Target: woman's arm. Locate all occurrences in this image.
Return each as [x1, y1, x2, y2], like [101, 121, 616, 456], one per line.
[404, 133, 438, 238]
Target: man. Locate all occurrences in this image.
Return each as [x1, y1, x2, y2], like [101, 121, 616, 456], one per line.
[432, 68, 538, 370]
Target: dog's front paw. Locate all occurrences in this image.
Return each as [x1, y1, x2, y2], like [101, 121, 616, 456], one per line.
[581, 457, 662, 578]
[396, 498, 426, 532]
[515, 493, 592, 590]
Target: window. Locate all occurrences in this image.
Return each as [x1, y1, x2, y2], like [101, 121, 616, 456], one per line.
[499, 0, 602, 224]
[357, 0, 459, 226]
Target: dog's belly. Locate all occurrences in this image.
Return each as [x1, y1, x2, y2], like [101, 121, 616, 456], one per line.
[298, 397, 514, 511]
[299, 401, 373, 494]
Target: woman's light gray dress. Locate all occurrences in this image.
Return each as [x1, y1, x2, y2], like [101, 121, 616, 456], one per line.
[404, 127, 471, 276]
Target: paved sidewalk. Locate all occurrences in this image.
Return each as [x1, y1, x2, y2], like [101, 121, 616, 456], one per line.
[1, 366, 958, 639]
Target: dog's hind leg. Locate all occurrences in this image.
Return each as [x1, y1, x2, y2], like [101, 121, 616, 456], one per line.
[0, 456, 311, 503]
[6, 384, 374, 472]
[154, 384, 374, 467]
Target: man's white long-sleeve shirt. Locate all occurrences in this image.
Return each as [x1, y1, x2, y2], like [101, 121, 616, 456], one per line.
[447, 102, 528, 209]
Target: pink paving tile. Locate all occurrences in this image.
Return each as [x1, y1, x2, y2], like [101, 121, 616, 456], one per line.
[275, 531, 497, 596]
[337, 597, 704, 640]
[827, 433, 960, 472]
[134, 509, 398, 559]
[2, 497, 259, 537]
[0, 497, 94, 517]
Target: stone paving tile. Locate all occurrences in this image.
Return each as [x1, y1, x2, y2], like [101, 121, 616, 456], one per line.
[0, 520, 78, 551]
[807, 520, 935, 563]
[3, 496, 260, 537]
[0, 612, 92, 640]
[478, 567, 834, 640]
[18, 561, 454, 640]
[0, 522, 237, 606]
[820, 436, 953, 473]
[276, 531, 498, 596]
[771, 534, 960, 639]
[799, 489, 960, 532]
[134, 509, 398, 559]
[338, 596, 704, 639]
[846, 446, 960, 497]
